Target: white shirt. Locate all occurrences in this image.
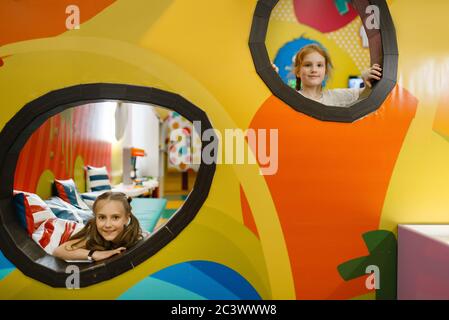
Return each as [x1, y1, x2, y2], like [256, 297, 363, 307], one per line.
[298, 88, 364, 107]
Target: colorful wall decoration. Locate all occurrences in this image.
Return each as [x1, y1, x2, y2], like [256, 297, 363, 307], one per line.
[1, 0, 449, 300]
[267, 0, 371, 89]
[163, 111, 201, 172]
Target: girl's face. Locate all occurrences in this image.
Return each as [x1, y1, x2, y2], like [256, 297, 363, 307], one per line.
[297, 51, 326, 88]
[95, 200, 129, 241]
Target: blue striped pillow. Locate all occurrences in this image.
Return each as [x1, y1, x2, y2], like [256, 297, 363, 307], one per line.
[86, 166, 112, 192]
[45, 196, 93, 224]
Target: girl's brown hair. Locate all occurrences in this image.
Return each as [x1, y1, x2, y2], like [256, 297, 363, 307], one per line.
[68, 192, 143, 251]
[293, 44, 334, 91]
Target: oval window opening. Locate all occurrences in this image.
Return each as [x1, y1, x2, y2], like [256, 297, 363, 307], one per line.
[249, 0, 398, 122]
[0, 84, 216, 287]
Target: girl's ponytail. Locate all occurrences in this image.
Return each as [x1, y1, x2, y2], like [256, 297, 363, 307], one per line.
[295, 76, 301, 91]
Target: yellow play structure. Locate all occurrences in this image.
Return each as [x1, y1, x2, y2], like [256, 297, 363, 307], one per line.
[1, 0, 449, 300]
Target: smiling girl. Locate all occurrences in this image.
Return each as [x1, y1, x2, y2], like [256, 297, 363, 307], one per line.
[53, 192, 144, 262]
[292, 44, 382, 107]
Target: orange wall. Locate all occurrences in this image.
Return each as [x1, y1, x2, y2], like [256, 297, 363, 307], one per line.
[0, 0, 115, 47]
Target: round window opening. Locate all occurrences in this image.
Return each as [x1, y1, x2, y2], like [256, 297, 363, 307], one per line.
[0, 84, 216, 287]
[249, 0, 398, 122]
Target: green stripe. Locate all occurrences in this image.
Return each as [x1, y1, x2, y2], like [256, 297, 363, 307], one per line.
[162, 209, 177, 219]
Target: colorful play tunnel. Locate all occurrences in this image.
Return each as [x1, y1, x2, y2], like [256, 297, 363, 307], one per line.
[1, 0, 449, 300]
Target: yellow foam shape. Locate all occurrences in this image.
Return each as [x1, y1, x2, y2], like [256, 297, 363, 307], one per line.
[379, 0, 449, 231]
[0, 0, 294, 298]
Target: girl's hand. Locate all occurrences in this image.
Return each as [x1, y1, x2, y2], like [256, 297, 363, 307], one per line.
[92, 247, 126, 261]
[362, 64, 382, 88]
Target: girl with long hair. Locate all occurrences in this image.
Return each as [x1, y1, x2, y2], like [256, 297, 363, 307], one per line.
[276, 44, 382, 107]
[53, 191, 144, 262]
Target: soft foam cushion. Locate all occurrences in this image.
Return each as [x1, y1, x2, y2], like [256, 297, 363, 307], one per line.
[32, 217, 84, 255]
[54, 179, 90, 210]
[45, 196, 93, 224]
[13, 191, 57, 235]
[131, 198, 167, 233]
[86, 166, 112, 192]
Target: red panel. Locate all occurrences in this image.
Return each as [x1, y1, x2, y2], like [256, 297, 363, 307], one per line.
[240, 185, 260, 239]
[246, 86, 418, 299]
[14, 103, 112, 193]
[293, 0, 358, 33]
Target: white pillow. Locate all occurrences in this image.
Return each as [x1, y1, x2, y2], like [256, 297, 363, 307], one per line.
[86, 165, 112, 192]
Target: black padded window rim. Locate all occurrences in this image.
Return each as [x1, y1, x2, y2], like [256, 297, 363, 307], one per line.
[0, 83, 216, 287]
[249, 0, 398, 122]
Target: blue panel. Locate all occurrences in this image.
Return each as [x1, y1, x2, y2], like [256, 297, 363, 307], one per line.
[0, 250, 15, 281]
[118, 277, 205, 300]
[0, 250, 14, 269]
[151, 262, 241, 300]
[0, 268, 14, 281]
[150, 261, 261, 300]
[190, 261, 261, 300]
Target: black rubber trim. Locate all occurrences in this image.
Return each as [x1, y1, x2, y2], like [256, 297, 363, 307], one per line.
[249, 0, 398, 123]
[0, 83, 216, 288]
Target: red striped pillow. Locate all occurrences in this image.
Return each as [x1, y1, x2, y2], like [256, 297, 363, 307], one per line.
[13, 191, 56, 235]
[32, 218, 84, 255]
